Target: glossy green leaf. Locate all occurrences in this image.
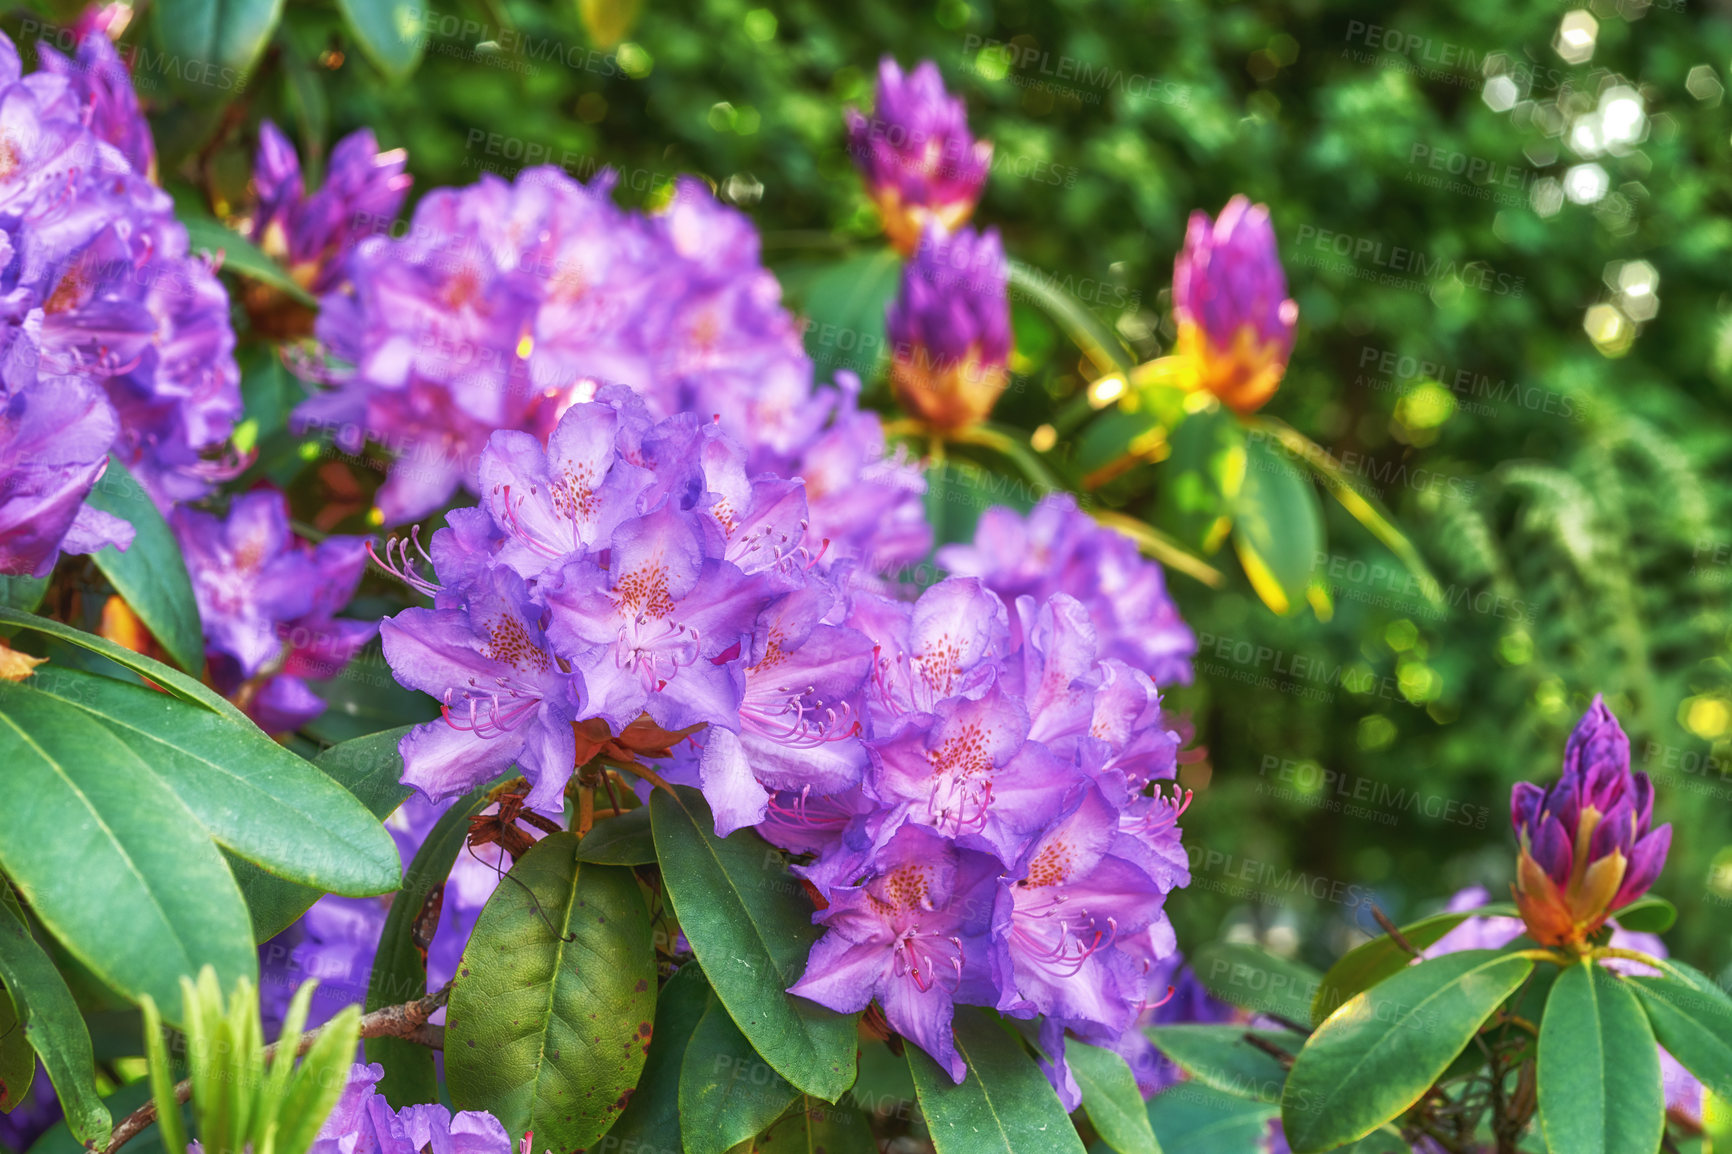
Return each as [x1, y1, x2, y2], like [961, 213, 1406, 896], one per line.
[679, 998, 798, 1154]
[336, 0, 425, 82]
[1310, 904, 1518, 1025]
[907, 1008, 1086, 1154]
[1192, 942, 1322, 1026]
[1538, 960, 1663, 1154]
[365, 783, 497, 1108]
[755, 1094, 879, 1153]
[83, 456, 204, 674]
[0, 883, 110, 1145]
[235, 725, 417, 941]
[650, 787, 856, 1101]
[1146, 1084, 1275, 1154]
[0, 981, 33, 1112]
[445, 834, 656, 1153]
[1067, 1040, 1161, 1154]
[1630, 972, 1732, 1101]
[0, 681, 256, 1019]
[152, 0, 284, 94]
[1280, 949, 1532, 1153]
[181, 213, 316, 307]
[0, 576, 46, 615]
[0, 607, 241, 721]
[784, 248, 902, 385]
[1007, 259, 1135, 374]
[1607, 895, 1677, 934]
[1144, 1025, 1293, 1103]
[574, 804, 656, 866]
[604, 963, 713, 1152]
[24, 667, 399, 896]
[1232, 432, 1323, 615]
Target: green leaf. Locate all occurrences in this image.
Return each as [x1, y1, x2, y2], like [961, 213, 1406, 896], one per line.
[1146, 1085, 1276, 1154]
[907, 1008, 1087, 1154]
[445, 833, 656, 1153]
[784, 249, 902, 385]
[83, 456, 204, 674]
[1144, 1025, 1293, 1103]
[1232, 432, 1323, 615]
[604, 963, 713, 1152]
[23, 667, 399, 897]
[20, 1079, 168, 1154]
[574, 804, 656, 866]
[0, 576, 47, 615]
[1192, 943, 1322, 1026]
[1067, 1040, 1162, 1154]
[233, 726, 416, 941]
[1280, 949, 1533, 1153]
[151, 0, 284, 93]
[1007, 259, 1135, 374]
[1310, 904, 1518, 1025]
[1631, 973, 1732, 1100]
[180, 213, 317, 307]
[650, 787, 856, 1101]
[1538, 961, 1663, 1154]
[335, 0, 425, 82]
[1608, 895, 1677, 934]
[755, 1094, 879, 1153]
[0, 681, 257, 1019]
[0, 980, 34, 1112]
[0, 883, 110, 1145]
[365, 782, 497, 1108]
[679, 998, 799, 1154]
[0, 607, 242, 721]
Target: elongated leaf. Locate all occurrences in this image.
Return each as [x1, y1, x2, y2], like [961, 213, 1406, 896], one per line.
[679, 998, 799, 1154]
[1067, 1041, 1161, 1154]
[574, 804, 656, 866]
[1281, 949, 1532, 1153]
[1233, 433, 1323, 615]
[0, 607, 241, 721]
[1008, 260, 1135, 374]
[152, 0, 284, 93]
[446, 834, 656, 1153]
[755, 1094, 877, 1153]
[1537, 961, 1662, 1154]
[786, 249, 902, 385]
[1310, 904, 1518, 1025]
[650, 787, 856, 1101]
[25, 667, 398, 897]
[0, 980, 33, 1112]
[1146, 1085, 1275, 1154]
[1192, 943, 1322, 1026]
[81, 457, 203, 674]
[0, 576, 47, 615]
[1608, 895, 1677, 934]
[181, 213, 316, 307]
[0, 682, 256, 1018]
[0, 884, 110, 1145]
[365, 783, 497, 1108]
[908, 1008, 1086, 1154]
[335, 0, 424, 82]
[235, 726, 417, 941]
[604, 964, 712, 1152]
[1144, 1026, 1293, 1103]
[1631, 973, 1732, 1100]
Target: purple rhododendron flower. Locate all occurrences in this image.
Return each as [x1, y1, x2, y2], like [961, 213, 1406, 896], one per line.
[845, 57, 992, 255]
[1510, 695, 1671, 947]
[0, 370, 132, 576]
[297, 167, 926, 582]
[940, 493, 1197, 687]
[1171, 195, 1298, 414]
[174, 490, 376, 732]
[37, 29, 154, 179]
[310, 1064, 511, 1154]
[886, 224, 1011, 432]
[250, 120, 410, 296]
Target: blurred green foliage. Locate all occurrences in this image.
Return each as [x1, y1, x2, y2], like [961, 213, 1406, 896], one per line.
[16, 0, 1732, 980]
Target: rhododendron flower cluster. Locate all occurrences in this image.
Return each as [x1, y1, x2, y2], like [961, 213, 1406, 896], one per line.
[374, 389, 1193, 1096]
[0, 26, 240, 576]
[294, 165, 927, 579]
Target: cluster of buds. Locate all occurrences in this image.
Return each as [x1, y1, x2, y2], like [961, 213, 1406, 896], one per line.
[1510, 696, 1672, 950]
